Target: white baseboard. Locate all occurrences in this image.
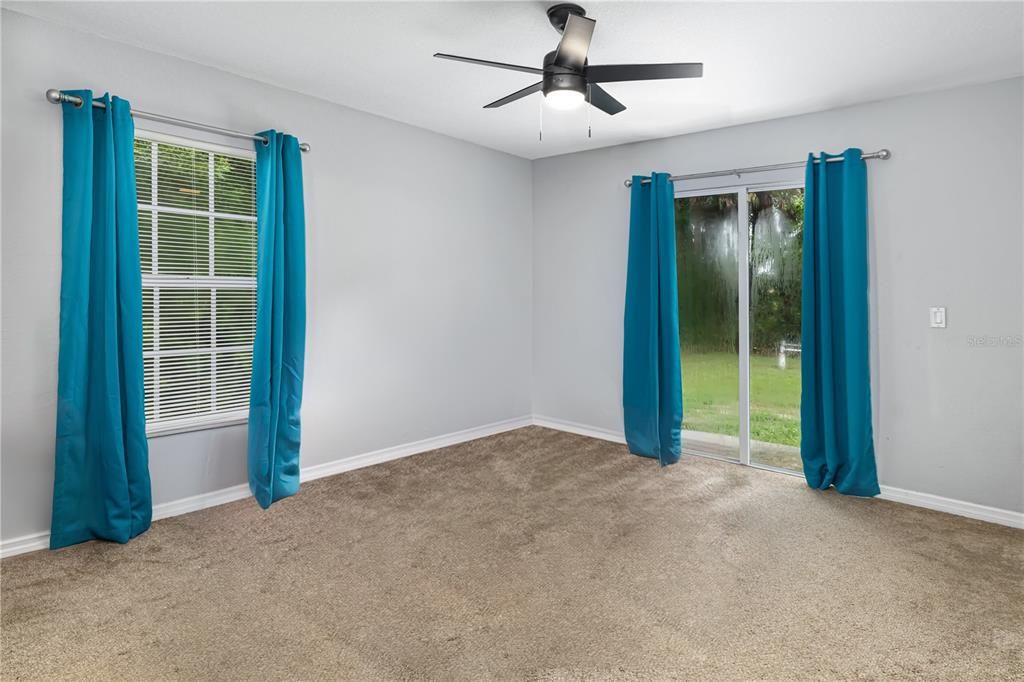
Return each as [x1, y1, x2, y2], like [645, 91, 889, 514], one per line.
[0, 415, 533, 559]
[300, 416, 533, 483]
[878, 485, 1023, 528]
[532, 415, 626, 444]
[0, 532, 50, 559]
[531, 414, 1024, 529]
[152, 483, 251, 522]
[4, 413, 1018, 558]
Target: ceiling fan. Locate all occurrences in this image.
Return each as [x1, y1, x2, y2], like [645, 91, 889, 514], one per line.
[433, 3, 703, 115]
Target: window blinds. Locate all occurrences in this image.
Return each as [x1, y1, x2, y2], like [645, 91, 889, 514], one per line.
[134, 135, 257, 435]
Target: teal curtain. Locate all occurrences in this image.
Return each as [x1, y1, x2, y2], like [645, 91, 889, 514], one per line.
[248, 130, 306, 508]
[800, 149, 880, 496]
[51, 91, 152, 549]
[623, 173, 682, 465]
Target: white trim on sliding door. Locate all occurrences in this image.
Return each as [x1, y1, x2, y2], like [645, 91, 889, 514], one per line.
[675, 165, 804, 195]
[737, 186, 751, 466]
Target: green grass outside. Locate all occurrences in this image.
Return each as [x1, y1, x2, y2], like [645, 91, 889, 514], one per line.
[681, 351, 801, 447]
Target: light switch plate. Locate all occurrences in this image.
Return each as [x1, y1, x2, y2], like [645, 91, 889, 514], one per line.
[929, 307, 946, 328]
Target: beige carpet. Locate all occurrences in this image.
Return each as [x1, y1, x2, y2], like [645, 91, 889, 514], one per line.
[2, 426, 1022, 680]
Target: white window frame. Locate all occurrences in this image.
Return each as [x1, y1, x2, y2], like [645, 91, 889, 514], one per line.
[674, 166, 804, 476]
[136, 129, 258, 438]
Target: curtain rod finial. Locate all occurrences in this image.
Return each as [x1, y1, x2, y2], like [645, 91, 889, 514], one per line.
[299, 142, 311, 153]
[624, 179, 632, 188]
[877, 148, 892, 160]
[45, 89, 63, 104]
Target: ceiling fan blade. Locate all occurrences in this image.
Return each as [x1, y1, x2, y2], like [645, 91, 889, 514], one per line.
[587, 84, 626, 116]
[552, 14, 595, 71]
[585, 63, 703, 83]
[483, 82, 544, 109]
[433, 53, 543, 75]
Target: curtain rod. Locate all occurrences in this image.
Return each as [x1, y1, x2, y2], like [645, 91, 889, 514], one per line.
[45, 89, 311, 152]
[623, 149, 891, 187]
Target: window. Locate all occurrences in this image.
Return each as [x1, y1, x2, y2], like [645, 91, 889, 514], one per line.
[674, 168, 805, 474]
[134, 132, 257, 436]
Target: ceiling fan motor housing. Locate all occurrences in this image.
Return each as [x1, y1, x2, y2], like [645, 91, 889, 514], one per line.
[546, 3, 587, 33]
[542, 50, 587, 98]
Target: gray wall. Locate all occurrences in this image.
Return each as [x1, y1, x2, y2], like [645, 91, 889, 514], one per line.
[1, 11, 534, 542]
[533, 78, 1024, 513]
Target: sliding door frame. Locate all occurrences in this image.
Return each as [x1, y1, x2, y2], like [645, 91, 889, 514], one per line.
[674, 166, 804, 475]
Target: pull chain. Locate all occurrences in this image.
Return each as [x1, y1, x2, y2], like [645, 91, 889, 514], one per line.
[586, 84, 592, 139]
[538, 96, 544, 142]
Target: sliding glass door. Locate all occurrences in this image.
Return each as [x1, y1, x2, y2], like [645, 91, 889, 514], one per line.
[748, 188, 804, 472]
[674, 173, 804, 473]
[675, 193, 740, 461]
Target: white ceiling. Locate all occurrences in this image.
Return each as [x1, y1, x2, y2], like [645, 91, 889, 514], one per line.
[9, 1, 1024, 159]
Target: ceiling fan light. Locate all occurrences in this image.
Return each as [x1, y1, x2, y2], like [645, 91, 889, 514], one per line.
[545, 89, 585, 110]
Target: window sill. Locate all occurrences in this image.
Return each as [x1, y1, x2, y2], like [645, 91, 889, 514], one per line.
[146, 413, 248, 439]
